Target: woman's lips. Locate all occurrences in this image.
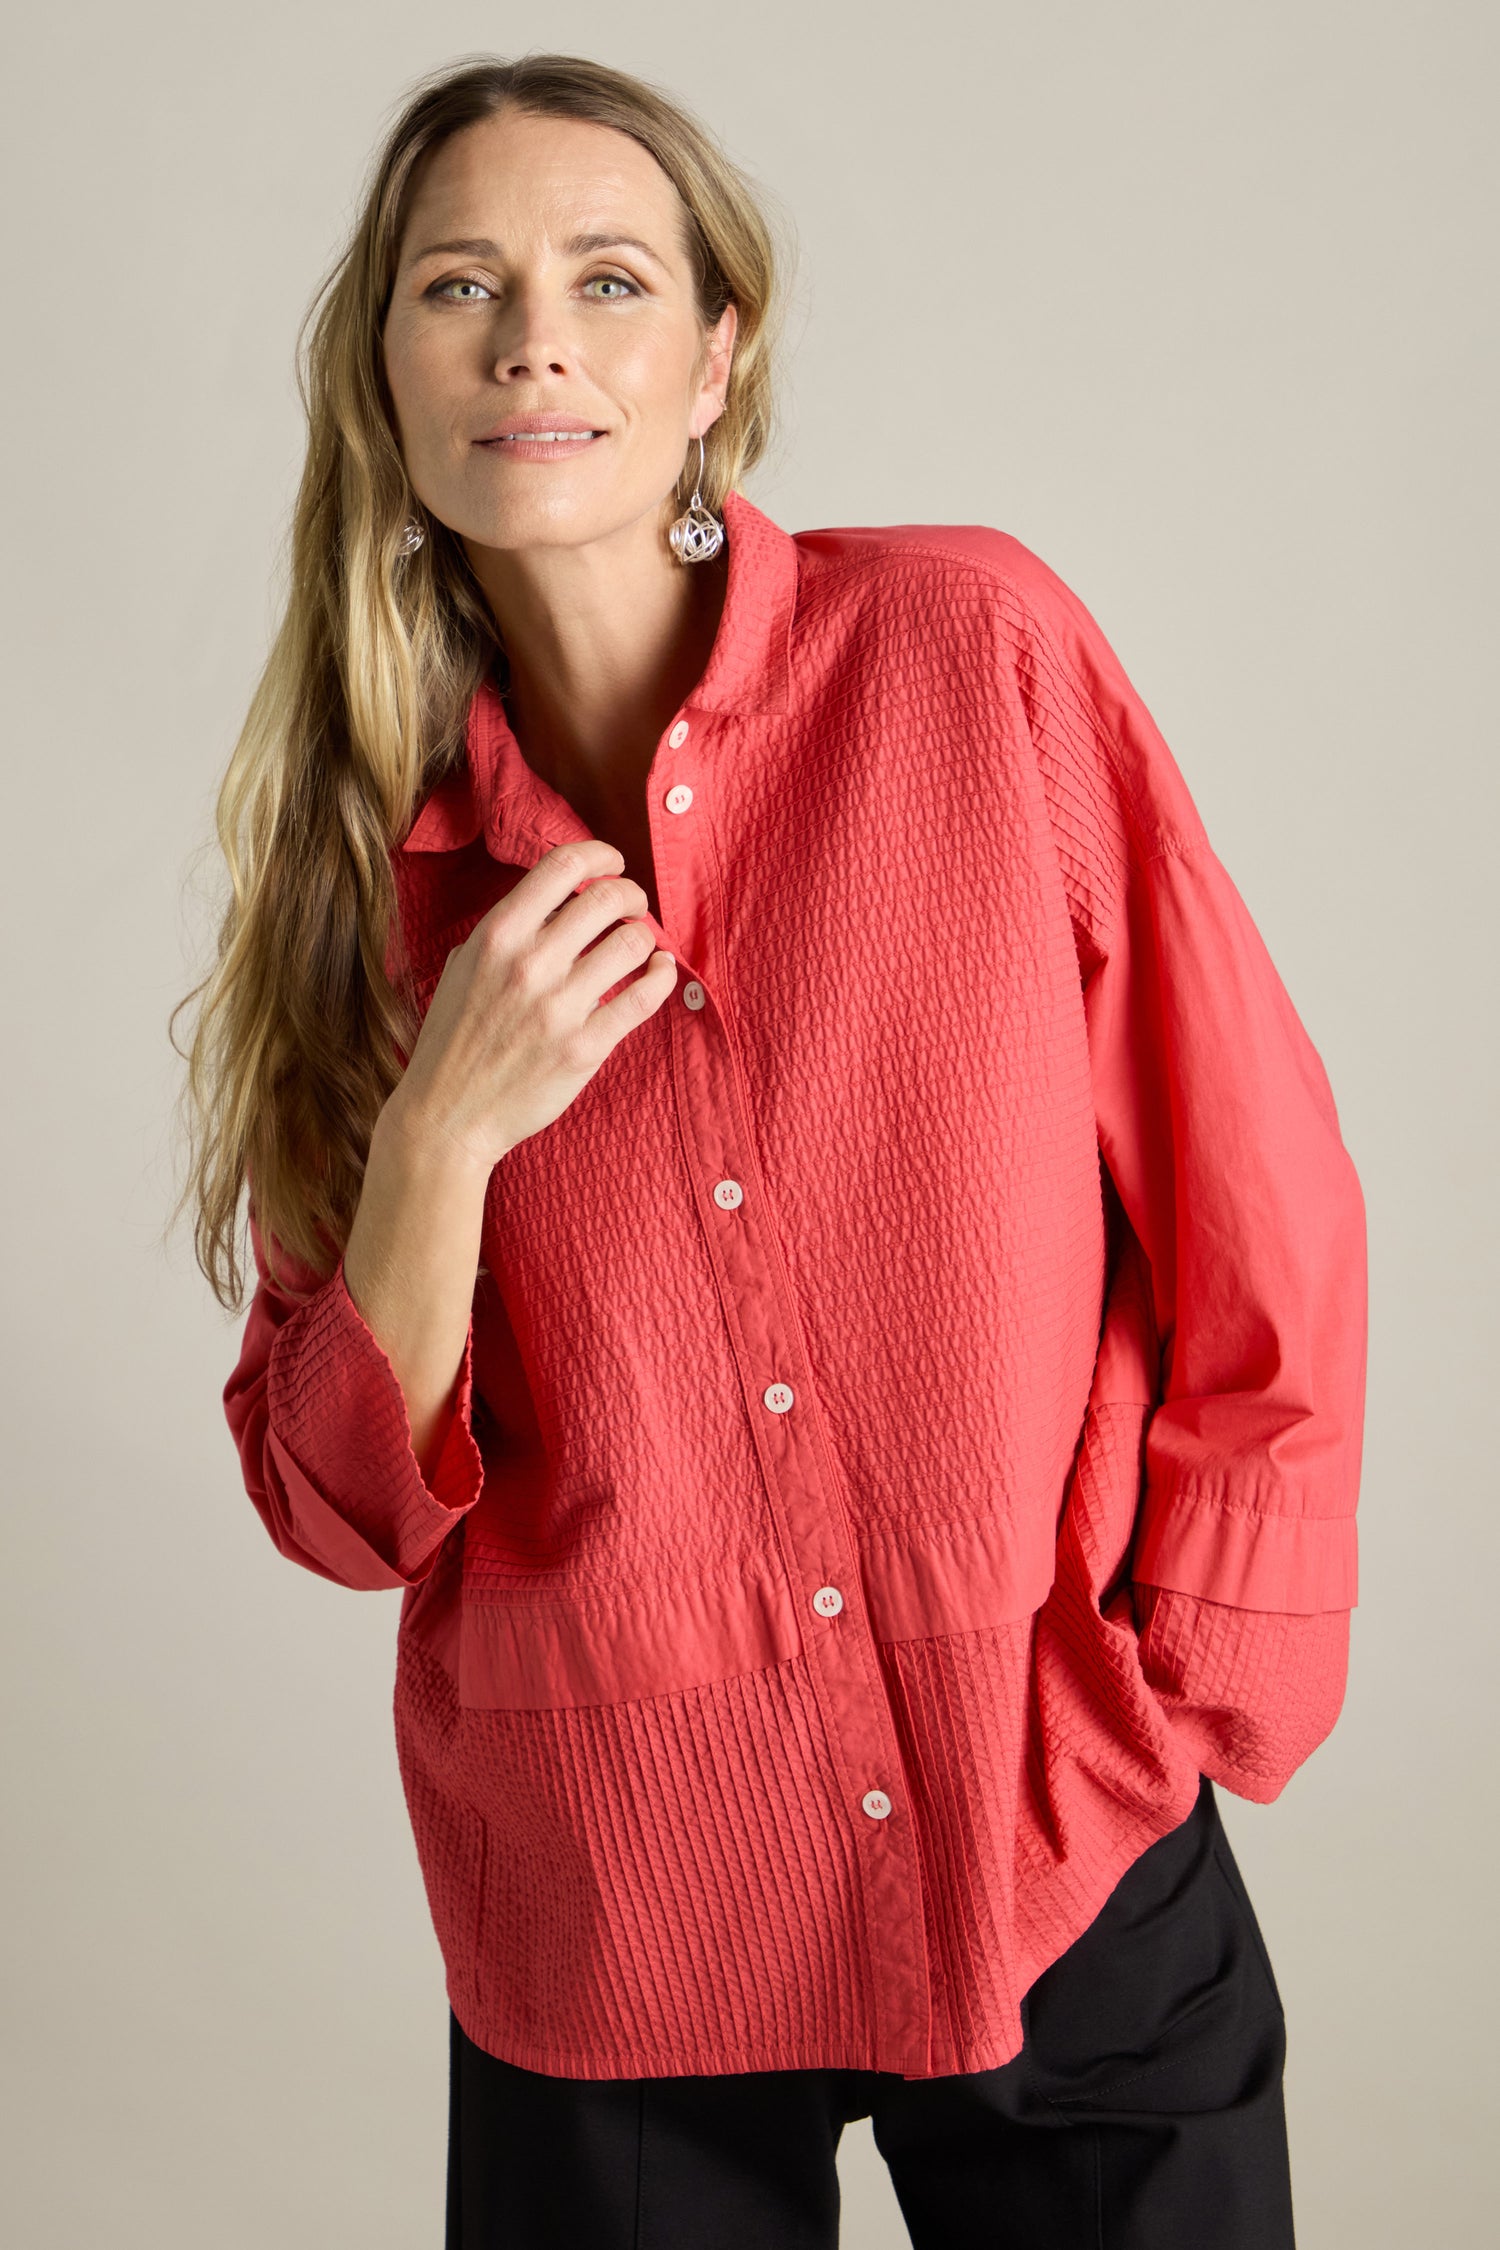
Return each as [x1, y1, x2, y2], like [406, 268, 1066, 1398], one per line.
[476, 431, 607, 461]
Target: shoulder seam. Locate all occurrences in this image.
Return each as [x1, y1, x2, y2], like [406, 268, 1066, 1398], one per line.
[793, 530, 1205, 864]
[795, 537, 1133, 787]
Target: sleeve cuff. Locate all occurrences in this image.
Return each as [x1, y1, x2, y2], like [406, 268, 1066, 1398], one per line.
[265, 1257, 484, 1586]
[1133, 1583, 1352, 1801]
[1132, 1483, 1358, 1612]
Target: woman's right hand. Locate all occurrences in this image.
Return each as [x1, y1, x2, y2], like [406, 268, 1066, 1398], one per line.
[387, 837, 678, 1173]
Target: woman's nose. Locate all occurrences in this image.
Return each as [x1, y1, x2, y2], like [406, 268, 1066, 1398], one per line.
[490, 286, 572, 380]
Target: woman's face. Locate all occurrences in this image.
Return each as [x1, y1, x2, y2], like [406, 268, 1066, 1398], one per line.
[382, 108, 736, 560]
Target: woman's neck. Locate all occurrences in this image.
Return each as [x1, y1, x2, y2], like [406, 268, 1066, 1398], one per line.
[468, 511, 728, 799]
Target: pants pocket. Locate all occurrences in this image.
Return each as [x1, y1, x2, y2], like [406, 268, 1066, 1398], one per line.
[1021, 1782, 1284, 2116]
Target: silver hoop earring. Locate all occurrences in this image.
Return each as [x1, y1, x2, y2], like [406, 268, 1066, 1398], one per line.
[398, 516, 425, 557]
[668, 435, 724, 565]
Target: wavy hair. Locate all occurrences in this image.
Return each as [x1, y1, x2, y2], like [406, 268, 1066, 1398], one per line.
[168, 53, 788, 1309]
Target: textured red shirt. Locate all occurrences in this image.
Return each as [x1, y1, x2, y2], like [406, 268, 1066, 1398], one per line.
[223, 488, 1366, 2080]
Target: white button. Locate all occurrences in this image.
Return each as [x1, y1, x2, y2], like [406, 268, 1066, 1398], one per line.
[712, 1179, 744, 1209]
[683, 980, 706, 1010]
[812, 1585, 844, 1617]
[861, 1790, 892, 1821]
[664, 783, 694, 815]
[668, 719, 690, 748]
[763, 1382, 794, 1414]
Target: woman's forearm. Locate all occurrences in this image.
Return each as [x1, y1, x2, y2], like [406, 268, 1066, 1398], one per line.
[340, 1093, 494, 1481]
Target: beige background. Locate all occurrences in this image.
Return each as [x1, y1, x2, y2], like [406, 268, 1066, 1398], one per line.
[3, 3, 1493, 2243]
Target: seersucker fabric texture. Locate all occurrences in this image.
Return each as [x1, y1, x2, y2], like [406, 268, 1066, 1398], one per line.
[222, 488, 1367, 2081]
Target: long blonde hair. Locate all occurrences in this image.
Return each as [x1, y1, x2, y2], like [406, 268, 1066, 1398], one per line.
[168, 53, 787, 1309]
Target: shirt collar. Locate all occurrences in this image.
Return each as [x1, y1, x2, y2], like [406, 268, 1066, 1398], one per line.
[400, 486, 798, 857]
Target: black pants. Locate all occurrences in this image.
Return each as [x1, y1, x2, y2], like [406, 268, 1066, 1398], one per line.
[446, 1772, 1295, 2248]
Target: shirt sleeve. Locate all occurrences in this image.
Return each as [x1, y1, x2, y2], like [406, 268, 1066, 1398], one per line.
[1008, 552, 1368, 1795]
[1131, 1583, 1352, 1803]
[221, 1201, 485, 1590]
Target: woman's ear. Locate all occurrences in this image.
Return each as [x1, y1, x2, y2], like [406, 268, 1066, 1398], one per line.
[694, 301, 738, 428]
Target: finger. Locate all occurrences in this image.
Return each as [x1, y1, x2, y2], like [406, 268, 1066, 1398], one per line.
[512, 839, 630, 930]
[584, 943, 679, 1040]
[569, 918, 669, 1011]
[521, 846, 652, 945]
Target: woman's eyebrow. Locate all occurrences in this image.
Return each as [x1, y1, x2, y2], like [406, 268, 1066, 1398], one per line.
[408, 232, 668, 271]
[566, 231, 667, 269]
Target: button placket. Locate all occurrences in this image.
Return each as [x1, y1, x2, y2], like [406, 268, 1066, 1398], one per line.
[665, 960, 933, 2075]
[647, 714, 701, 963]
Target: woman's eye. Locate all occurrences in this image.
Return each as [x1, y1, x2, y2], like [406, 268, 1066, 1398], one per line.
[583, 274, 638, 300]
[429, 276, 494, 302]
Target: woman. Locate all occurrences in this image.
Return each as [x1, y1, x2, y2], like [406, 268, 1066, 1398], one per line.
[182, 51, 1366, 2250]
